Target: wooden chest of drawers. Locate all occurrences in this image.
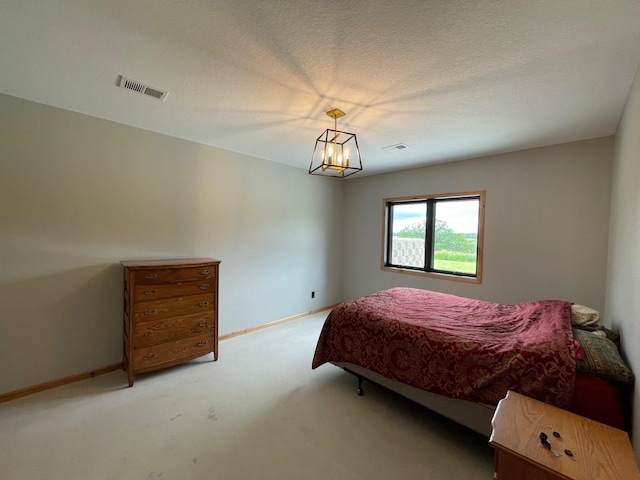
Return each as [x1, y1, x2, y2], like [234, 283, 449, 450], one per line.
[122, 258, 220, 387]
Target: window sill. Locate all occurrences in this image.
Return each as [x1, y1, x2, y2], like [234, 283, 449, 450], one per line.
[381, 265, 482, 284]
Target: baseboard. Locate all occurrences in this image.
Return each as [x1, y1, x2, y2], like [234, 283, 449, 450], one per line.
[0, 304, 336, 403]
[219, 304, 337, 340]
[0, 363, 123, 404]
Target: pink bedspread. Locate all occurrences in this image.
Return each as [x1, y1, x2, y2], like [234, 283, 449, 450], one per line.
[312, 288, 576, 408]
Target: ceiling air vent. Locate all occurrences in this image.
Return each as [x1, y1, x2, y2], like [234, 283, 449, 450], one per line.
[117, 75, 168, 101]
[382, 143, 409, 152]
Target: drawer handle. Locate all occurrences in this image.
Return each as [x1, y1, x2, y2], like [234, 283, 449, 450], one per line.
[199, 321, 208, 327]
[198, 301, 209, 307]
[144, 331, 156, 336]
[198, 340, 209, 347]
[199, 284, 210, 290]
[144, 273, 158, 279]
[200, 269, 211, 275]
[143, 289, 157, 295]
[143, 353, 156, 360]
[143, 309, 157, 316]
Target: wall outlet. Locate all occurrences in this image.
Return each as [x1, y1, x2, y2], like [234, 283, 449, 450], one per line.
[311, 291, 315, 299]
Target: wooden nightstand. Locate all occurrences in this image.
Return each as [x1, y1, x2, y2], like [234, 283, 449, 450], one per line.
[489, 390, 639, 480]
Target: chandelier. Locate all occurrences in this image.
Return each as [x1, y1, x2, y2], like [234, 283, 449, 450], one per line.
[309, 108, 363, 178]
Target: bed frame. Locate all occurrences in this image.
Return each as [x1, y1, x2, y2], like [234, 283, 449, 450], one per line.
[333, 361, 495, 438]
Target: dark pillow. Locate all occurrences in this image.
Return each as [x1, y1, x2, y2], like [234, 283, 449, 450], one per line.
[573, 328, 634, 384]
[604, 327, 621, 348]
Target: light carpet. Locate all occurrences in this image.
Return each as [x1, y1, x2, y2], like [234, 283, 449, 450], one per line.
[0, 310, 494, 479]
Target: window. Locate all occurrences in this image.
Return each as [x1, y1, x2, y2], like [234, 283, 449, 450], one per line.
[382, 191, 484, 283]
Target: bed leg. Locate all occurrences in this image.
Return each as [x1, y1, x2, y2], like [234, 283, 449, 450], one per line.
[342, 367, 365, 396]
[356, 376, 364, 396]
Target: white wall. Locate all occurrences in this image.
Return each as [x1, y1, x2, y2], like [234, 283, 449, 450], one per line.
[608, 63, 640, 458]
[342, 138, 613, 312]
[0, 93, 344, 394]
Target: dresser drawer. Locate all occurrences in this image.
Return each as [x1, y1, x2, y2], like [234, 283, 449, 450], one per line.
[133, 312, 214, 348]
[134, 266, 215, 285]
[133, 280, 214, 302]
[133, 333, 214, 372]
[131, 293, 214, 323]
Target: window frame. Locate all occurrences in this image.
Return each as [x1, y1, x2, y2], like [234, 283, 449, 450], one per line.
[381, 191, 485, 284]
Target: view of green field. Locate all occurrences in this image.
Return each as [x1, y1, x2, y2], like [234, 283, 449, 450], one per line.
[432, 258, 476, 274]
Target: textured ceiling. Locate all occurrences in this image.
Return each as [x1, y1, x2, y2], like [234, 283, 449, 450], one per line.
[1, 1, 639, 176]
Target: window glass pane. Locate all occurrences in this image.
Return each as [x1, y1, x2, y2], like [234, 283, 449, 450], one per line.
[432, 199, 479, 275]
[390, 202, 426, 268]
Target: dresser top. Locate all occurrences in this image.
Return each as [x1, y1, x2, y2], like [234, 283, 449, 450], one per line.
[121, 258, 220, 269]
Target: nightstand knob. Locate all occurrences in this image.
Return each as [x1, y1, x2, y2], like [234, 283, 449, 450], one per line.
[199, 321, 208, 327]
[143, 353, 156, 360]
[198, 301, 209, 307]
[199, 284, 210, 290]
[144, 331, 156, 336]
[143, 309, 157, 315]
[197, 340, 209, 346]
[144, 273, 158, 279]
[200, 269, 211, 275]
[143, 289, 156, 295]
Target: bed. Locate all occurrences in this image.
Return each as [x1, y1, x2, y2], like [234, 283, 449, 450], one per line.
[311, 288, 633, 437]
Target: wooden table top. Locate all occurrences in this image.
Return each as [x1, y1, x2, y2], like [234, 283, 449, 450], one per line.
[489, 390, 640, 480]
